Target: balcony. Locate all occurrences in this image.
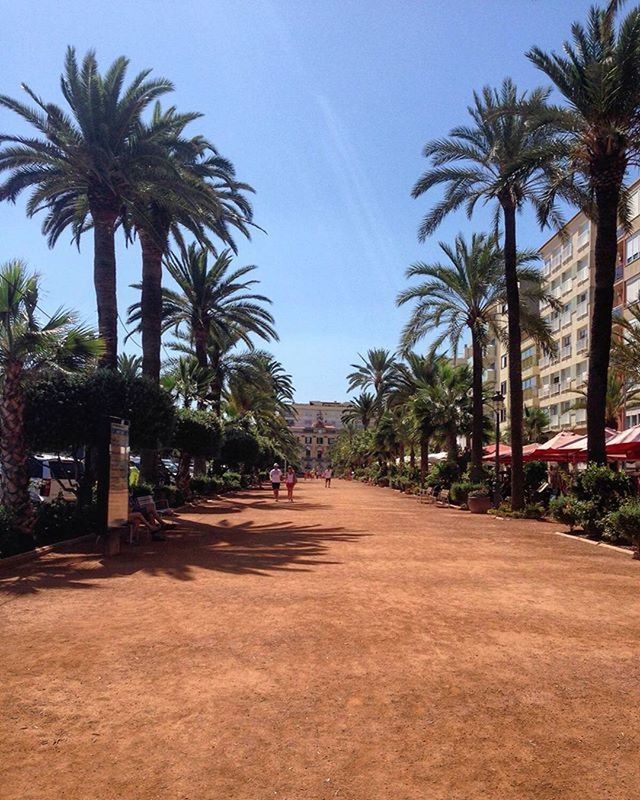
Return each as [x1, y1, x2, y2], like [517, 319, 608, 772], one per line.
[549, 415, 560, 428]
[577, 233, 589, 250]
[576, 302, 588, 319]
[576, 268, 589, 284]
[577, 338, 588, 353]
[551, 383, 561, 395]
[561, 312, 572, 328]
[539, 355, 550, 369]
[561, 345, 572, 359]
[484, 368, 496, 384]
[561, 280, 573, 295]
[551, 318, 561, 332]
[575, 408, 587, 424]
[552, 285, 563, 299]
[539, 384, 550, 398]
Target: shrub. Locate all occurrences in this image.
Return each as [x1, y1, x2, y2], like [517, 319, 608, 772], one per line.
[189, 476, 223, 496]
[154, 485, 185, 509]
[221, 424, 261, 469]
[450, 481, 485, 505]
[172, 409, 223, 459]
[549, 496, 589, 532]
[33, 499, 99, 547]
[221, 471, 242, 491]
[524, 461, 548, 503]
[425, 461, 460, 489]
[0, 506, 34, 558]
[603, 501, 640, 546]
[131, 482, 154, 499]
[572, 465, 634, 537]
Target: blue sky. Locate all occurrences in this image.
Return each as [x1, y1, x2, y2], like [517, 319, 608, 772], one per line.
[1, 0, 595, 401]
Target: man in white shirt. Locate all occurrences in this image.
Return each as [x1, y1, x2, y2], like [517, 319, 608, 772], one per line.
[324, 466, 333, 488]
[269, 463, 282, 501]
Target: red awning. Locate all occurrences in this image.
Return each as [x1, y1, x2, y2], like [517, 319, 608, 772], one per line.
[523, 431, 582, 462]
[482, 443, 511, 463]
[553, 428, 618, 462]
[605, 424, 640, 458]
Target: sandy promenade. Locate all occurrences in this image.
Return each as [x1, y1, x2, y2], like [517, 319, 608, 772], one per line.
[1, 479, 639, 799]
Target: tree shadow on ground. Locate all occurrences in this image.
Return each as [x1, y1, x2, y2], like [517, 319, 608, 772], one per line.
[0, 510, 368, 597]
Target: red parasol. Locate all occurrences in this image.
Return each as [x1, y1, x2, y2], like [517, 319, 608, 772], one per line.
[605, 424, 640, 459]
[523, 431, 582, 462]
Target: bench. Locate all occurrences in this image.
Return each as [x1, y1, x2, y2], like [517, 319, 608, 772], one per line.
[436, 489, 450, 507]
[417, 487, 435, 504]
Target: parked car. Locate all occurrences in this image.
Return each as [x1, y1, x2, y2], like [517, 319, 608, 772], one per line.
[28, 455, 83, 503]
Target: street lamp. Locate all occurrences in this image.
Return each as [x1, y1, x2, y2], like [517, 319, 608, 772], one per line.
[491, 391, 505, 506]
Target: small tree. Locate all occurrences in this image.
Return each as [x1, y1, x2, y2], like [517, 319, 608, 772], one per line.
[172, 409, 223, 493]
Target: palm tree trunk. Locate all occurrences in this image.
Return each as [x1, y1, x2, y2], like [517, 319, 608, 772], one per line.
[176, 452, 192, 496]
[587, 182, 621, 464]
[139, 228, 166, 382]
[420, 436, 429, 485]
[0, 361, 34, 536]
[446, 427, 458, 463]
[470, 329, 485, 482]
[409, 445, 415, 469]
[92, 209, 119, 370]
[139, 227, 167, 485]
[502, 202, 524, 510]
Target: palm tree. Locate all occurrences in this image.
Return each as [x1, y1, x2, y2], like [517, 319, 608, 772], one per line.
[522, 407, 550, 444]
[125, 104, 255, 383]
[347, 348, 398, 411]
[128, 243, 276, 409]
[611, 302, 640, 380]
[0, 48, 173, 368]
[342, 392, 377, 430]
[572, 370, 640, 430]
[528, 2, 640, 462]
[117, 353, 142, 379]
[397, 232, 554, 481]
[161, 356, 214, 408]
[410, 390, 437, 485]
[0, 260, 102, 534]
[412, 78, 567, 509]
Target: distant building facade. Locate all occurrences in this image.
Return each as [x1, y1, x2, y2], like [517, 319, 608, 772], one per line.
[284, 401, 352, 471]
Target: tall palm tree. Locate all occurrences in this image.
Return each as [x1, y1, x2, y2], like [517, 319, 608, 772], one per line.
[397, 233, 554, 481]
[0, 48, 173, 368]
[125, 104, 255, 383]
[528, 2, 640, 462]
[411, 79, 568, 509]
[347, 348, 398, 411]
[0, 260, 102, 534]
[342, 391, 377, 430]
[128, 243, 276, 408]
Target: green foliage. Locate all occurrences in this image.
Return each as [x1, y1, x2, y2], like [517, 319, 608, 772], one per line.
[603, 501, 640, 546]
[221, 470, 242, 491]
[573, 464, 634, 536]
[25, 370, 176, 452]
[425, 461, 460, 490]
[0, 506, 34, 558]
[221, 423, 261, 468]
[33, 499, 99, 546]
[549, 496, 590, 532]
[189, 476, 223, 496]
[489, 501, 545, 519]
[450, 481, 485, 505]
[131, 482, 154, 499]
[172, 408, 223, 459]
[523, 461, 548, 504]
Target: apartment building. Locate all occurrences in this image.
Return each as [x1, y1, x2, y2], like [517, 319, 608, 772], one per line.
[284, 401, 352, 471]
[477, 176, 640, 434]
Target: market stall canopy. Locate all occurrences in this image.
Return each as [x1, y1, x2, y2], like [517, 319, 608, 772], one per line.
[554, 428, 618, 462]
[524, 431, 582, 462]
[481, 443, 512, 463]
[605, 424, 640, 458]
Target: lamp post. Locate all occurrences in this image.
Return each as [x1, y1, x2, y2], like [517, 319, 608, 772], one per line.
[491, 391, 505, 506]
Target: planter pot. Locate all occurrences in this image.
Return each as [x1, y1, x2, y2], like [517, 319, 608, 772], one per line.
[468, 496, 491, 514]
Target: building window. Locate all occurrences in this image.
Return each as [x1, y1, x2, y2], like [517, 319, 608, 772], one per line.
[499, 409, 507, 423]
[627, 275, 640, 305]
[577, 223, 589, 248]
[316, 437, 323, 445]
[522, 345, 535, 361]
[501, 354, 507, 369]
[304, 436, 312, 444]
[500, 381, 507, 396]
[523, 377, 536, 390]
[305, 449, 311, 458]
[631, 189, 640, 220]
[626, 232, 640, 263]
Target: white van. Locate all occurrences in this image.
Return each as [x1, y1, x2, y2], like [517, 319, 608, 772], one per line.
[28, 455, 82, 503]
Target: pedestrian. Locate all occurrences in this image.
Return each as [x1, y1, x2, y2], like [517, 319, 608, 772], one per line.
[269, 462, 282, 501]
[285, 466, 297, 502]
[324, 465, 333, 488]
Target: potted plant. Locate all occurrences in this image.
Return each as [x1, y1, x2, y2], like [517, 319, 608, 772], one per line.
[468, 488, 491, 514]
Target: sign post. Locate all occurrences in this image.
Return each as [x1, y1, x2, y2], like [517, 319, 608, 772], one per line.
[97, 417, 130, 556]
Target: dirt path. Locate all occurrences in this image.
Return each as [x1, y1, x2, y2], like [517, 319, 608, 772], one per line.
[1, 480, 639, 800]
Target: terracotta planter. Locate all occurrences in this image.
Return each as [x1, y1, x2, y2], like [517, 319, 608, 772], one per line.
[468, 495, 491, 514]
